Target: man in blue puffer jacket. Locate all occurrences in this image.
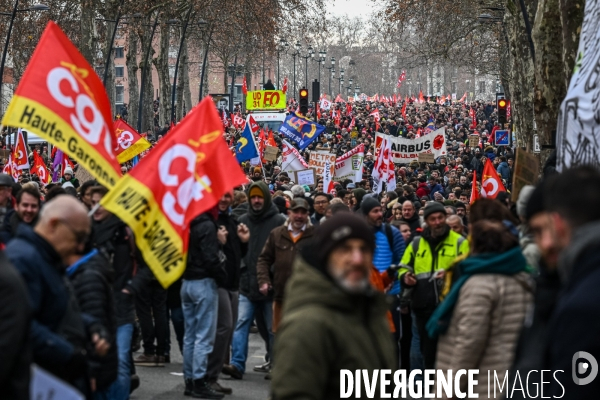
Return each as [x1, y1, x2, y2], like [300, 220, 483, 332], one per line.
[496, 156, 512, 185]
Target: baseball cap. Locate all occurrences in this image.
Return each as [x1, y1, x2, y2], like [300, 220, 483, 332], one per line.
[289, 198, 309, 211]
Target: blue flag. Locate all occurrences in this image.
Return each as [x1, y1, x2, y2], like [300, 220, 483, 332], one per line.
[235, 123, 259, 163]
[279, 112, 325, 150]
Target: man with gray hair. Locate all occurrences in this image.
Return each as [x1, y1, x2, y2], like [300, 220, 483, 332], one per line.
[290, 184, 305, 199]
[446, 214, 465, 236]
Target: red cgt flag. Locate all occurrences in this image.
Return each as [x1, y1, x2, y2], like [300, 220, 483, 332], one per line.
[480, 159, 506, 199]
[32, 151, 51, 185]
[469, 107, 477, 129]
[282, 77, 288, 94]
[267, 129, 277, 147]
[12, 128, 30, 170]
[62, 154, 74, 176]
[101, 97, 246, 288]
[1, 21, 121, 188]
[114, 118, 151, 163]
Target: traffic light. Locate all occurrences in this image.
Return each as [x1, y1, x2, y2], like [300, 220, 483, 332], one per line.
[299, 87, 309, 115]
[312, 80, 320, 103]
[497, 98, 508, 125]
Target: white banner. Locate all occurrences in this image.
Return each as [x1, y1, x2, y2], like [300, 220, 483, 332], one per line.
[309, 150, 336, 176]
[375, 127, 447, 163]
[281, 140, 309, 172]
[556, 0, 600, 171]
[320, 98, 331, 110]
[335, 144, 364, 182]
[323, 159, 333, 193]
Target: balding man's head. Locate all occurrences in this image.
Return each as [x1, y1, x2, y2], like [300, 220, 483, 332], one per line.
[35, 195, 91, 262]
[447, 214, 464, 235]
[402, 200, 415, 220]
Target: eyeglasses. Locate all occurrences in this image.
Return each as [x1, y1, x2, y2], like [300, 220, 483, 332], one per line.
[314, 201, 329, 205]
[57, 219, 89, 245]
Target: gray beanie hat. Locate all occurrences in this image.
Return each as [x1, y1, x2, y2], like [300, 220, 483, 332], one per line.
[360, 197, 381, 215]
[423, 201, 447, 219]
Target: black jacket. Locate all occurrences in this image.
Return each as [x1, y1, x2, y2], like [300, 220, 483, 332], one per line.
[185, 212, 227, 284]
[6, 225, 76, 368]
[548, 221, 600, 398]
[0, 209, 37, 244]
[6, 225, 89, 388]
[238, 181, 286, 301]
[509, 261, 560, 399]
[90, 215, 146, 326]
[68, 250, 118, 390]
[218, 210, 248, 290]
[400, 213, 422, 238]
[0, 252, 31, 400]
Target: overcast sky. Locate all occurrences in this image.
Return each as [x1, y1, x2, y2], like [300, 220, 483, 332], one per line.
[327, 0, 376, 20]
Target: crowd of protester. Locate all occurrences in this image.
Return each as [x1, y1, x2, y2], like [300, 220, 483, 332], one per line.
[1, 95, 599, 400]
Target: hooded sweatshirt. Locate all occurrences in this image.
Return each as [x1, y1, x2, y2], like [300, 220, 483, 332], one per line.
[238, 181, 286, 301]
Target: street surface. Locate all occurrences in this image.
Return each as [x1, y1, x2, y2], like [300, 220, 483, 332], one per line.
[133, 330, 270, 400]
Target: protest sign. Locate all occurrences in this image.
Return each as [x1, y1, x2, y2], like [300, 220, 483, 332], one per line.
[418, 153, 435, 163]
[334, 144, 364, 182]
[293, 169, 317, 186]
[263, 145, 279, 162]
[309, 150, 336, 176]
[375, 128, 447, 163]
[511, 149, 539, 202]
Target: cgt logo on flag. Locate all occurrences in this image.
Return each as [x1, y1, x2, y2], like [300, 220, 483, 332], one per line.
[101, 97, 246, 288]
[113, 118, 151, 163]
[1, 21, 121, 188]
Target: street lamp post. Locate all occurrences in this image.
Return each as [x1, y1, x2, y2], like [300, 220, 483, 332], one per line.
[290, 42, 302, 98]
[0, 2, 49, 114]
[170, 5, 193, 123]
[355, 85, 360, 98]
[276, 38, 288, 89]
[326, 57, 335, 95]
[312, 50, 327, 87]
[335, 68, 344, 96]
[299, 45, 313, 88]
[345, 78, 353, 96]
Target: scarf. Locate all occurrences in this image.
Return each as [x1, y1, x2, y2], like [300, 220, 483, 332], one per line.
[426, 246, 530, 338]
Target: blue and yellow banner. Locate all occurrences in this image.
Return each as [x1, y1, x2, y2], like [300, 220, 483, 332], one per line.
[235, 122, 259, 163]
[279, 112, 325, 150]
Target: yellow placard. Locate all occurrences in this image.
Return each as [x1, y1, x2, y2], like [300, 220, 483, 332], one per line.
[246, 90, 287, 110]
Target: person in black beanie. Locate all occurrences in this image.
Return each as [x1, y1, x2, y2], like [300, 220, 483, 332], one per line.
[272, 213, 396, 399]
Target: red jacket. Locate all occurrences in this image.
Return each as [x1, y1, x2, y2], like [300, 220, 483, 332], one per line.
[416, 182, 431, 198]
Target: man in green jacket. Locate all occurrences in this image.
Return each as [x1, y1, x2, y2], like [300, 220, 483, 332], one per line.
[272, 213, 396, 399]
